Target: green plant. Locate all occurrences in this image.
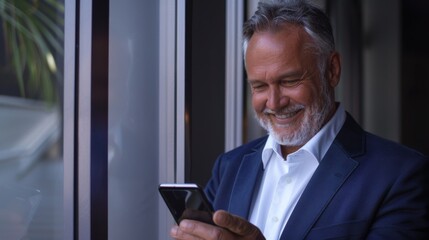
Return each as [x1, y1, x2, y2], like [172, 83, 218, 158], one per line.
[0, 0, 64, 103]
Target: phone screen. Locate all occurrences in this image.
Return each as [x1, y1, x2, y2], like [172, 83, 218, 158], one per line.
[159, 183, 214, 225]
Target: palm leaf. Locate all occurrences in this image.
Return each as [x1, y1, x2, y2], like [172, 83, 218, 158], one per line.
[0, 0, 64, 103]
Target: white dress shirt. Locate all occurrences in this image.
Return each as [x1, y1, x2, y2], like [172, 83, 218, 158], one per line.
[249, 104, 346, 240]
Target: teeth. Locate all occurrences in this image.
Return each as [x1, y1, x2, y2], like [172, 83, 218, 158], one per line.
[274, 109, 301, 119]
[275, 112, 296, 119]
[263, 107, 303, 119]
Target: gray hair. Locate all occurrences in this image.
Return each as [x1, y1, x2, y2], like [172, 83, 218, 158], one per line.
[243, 0, 335, 74]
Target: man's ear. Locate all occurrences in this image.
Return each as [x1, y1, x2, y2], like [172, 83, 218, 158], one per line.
[328, 52, 341, 88]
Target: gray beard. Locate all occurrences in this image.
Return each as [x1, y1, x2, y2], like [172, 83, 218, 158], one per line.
[256, 84, 334, 147]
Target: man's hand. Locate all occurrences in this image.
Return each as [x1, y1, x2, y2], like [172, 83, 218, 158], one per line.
[170, 210, 265, 240]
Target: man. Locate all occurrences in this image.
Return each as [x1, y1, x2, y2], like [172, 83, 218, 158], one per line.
[171, 0, 429, 239]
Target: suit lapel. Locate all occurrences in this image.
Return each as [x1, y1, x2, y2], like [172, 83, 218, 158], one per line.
[280, 114, 365, 239]
[228, 144, 265, 219]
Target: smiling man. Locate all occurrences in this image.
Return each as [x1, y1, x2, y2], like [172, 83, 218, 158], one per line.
[246, 23, 339, 156]
[170, 1, 429, 239]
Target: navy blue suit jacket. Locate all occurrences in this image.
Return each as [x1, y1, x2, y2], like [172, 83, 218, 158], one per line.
[205, 114, 429, 239]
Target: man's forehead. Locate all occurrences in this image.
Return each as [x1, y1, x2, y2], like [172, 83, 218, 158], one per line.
[248, 25, 312, 53]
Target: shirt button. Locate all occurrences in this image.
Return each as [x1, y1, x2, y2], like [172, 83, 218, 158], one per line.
[272, 217, 279, 222]
[286, 178, 292, 184]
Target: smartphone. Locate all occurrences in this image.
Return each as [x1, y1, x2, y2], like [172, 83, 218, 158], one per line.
[158, 183, 214, 225]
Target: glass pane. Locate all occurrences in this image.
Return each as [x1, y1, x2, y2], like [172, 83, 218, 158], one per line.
[0, 0, 64, 239]
[108, 0, 160, 239]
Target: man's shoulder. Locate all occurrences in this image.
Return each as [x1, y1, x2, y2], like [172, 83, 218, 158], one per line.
[364, 131, 427, 161]
[344, 129, 429, 178]
[339, 113, 426, 161]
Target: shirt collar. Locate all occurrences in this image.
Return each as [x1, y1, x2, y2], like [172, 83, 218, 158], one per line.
[262, 103, 346, 169]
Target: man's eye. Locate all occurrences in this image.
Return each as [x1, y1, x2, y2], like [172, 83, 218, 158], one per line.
[251, 84, 266, 91]
[281, 79, 302, 87]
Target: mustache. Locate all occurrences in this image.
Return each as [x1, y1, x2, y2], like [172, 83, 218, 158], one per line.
[262, 104, 305, 115]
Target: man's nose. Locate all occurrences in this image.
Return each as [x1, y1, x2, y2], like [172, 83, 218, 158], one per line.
[266, 87, 288, 110]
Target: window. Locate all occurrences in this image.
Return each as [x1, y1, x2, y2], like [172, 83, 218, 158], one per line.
[0, 0, 64, 239]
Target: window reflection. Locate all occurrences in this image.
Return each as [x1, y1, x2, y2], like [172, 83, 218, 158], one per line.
[0, 0, 64, 239]
[108, 0, 160, 239]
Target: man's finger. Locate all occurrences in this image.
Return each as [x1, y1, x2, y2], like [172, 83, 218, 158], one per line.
[213, 210, 261, 236]
[172, 219, 222, 240]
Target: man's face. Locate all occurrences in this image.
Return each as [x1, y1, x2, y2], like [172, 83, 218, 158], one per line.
[245, 25, 338, 152]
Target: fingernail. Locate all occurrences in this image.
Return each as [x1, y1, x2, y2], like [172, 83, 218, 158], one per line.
[170, 225, 179, 237]
[180, 219, 192, 230]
